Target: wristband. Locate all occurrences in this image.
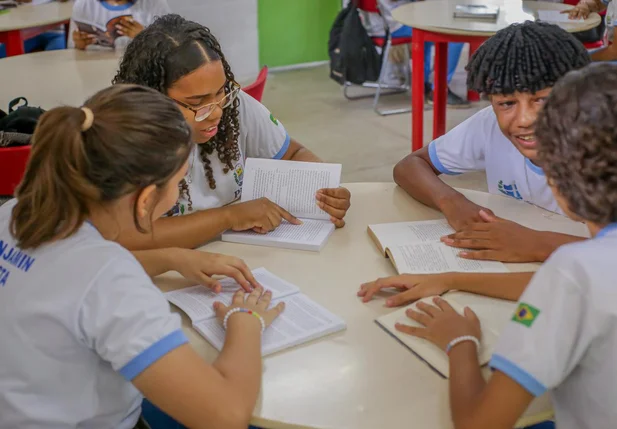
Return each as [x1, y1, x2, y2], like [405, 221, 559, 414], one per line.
[223, 308, 266, 333]
[445, 335, 480, 355]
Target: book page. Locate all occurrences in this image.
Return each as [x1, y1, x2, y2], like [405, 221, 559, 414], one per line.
[222, 219, 335, 251]
[537, 10, 583, 23]
[376, 294, 516, 377]
[388, 242, 508, 274]
[241, 158, 342, 220]
[193, 294, 346, 356]
[369, 220, 454, 253]
[165, 268, 299, 323]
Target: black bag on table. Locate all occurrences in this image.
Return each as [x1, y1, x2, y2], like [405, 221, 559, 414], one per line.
[328, 1, 384, 85]
[0, 97, 44, 148]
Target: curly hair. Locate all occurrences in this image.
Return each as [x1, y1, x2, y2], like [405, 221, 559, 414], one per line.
[112, 14, 240, 191]
[535, 63, 617, 224]
[466, 21, 590, 95]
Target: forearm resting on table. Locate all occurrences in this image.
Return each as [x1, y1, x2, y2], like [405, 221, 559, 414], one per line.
[393, 151, 465, 211]
[119, 206, 233, 250]
[535, 231, 586, 262]
[447, 272, 534, 301]
[132, 248, 179, 277]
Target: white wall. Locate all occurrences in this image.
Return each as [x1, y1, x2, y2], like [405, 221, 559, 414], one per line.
[167, 0, 259, 81]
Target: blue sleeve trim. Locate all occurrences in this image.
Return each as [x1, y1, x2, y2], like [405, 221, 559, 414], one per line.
[428, 140, 461, 176]
[119, 329, 188, 381]
[272, 133, 291, 160]
[490, 354, 547, 397]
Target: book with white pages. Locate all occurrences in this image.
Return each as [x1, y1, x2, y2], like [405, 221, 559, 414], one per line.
[165, 267, 346, 356]
[368, 219, 508, 274]
[222, 158, 342, 252]
[537, 10, 584, 23]
[453, 5, 499, 20]
[376, 292, 517, 377]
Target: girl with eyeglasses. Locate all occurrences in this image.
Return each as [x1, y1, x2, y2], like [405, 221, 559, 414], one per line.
[113, 14, 352, 250]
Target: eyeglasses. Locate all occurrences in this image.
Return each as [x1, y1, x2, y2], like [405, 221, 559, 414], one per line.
[173, 83, 241, 122]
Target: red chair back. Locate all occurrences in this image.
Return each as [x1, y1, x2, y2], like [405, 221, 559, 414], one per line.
[243, 66, 268, 102]
[0, 145, 30, 196]
[355, 0, 380, 14]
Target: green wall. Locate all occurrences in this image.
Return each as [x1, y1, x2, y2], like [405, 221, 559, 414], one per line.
[257, 0, 341, 68]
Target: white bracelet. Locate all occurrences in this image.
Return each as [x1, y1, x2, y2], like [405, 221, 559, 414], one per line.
[223, 308, 266, 333]
[445, 335, 480, 355]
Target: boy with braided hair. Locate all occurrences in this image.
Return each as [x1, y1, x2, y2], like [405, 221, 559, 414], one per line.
[393, 21, 590, 264]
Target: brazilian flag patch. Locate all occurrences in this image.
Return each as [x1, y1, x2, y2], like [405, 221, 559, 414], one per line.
[512, 303, 540, 327]
[269, 113, 279, 125]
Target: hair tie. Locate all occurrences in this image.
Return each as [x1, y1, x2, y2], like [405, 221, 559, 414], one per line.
[81, 107, 94, 132]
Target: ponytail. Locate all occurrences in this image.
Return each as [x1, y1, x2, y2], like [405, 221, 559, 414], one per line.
[11, 107, 100, 249]
[9, 84, 193, 249]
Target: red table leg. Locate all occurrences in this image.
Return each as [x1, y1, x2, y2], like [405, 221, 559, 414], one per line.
[5, 30, 25, 57]
[467, 41, 482, 102]
[432, 41, 448, 139]
[411, 29, 425, 152]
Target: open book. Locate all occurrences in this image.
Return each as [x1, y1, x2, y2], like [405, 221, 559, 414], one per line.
[74, 15, 132, 47]
[165, 268, 346, 356]
[221, 158, 342, 251]
[376, 292, 516, 377]
[537, 9, 584, 23]
[368, 220, 508, 274]
[453, 5, 499, 20]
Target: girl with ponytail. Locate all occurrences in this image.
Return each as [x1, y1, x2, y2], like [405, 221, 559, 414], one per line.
[113, 14, 352, 250]
[0, 84, 284, 429]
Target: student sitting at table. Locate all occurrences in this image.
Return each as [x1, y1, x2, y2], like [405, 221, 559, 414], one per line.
[395, 62, 617, 429]
[112, 14, 351, 250]
[393, 21, 590, 264]
[69, 0, 170, 50]
[0, 84, 284, 429]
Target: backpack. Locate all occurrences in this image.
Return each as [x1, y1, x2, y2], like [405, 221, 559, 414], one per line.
[328, 1, 384, 85]
[0, 97, 45, 137]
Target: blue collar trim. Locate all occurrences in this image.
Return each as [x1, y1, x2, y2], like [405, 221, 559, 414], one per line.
[525, 158, 545, 176]
[596, 223, 617, 239]
[99, 1, 134, 11]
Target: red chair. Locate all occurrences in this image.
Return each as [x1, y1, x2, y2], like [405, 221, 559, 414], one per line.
[243, 66, 268, 102]
[0, 145, 30, 196]
[343, 0, 413, 116]
[563, 0, 607, 49]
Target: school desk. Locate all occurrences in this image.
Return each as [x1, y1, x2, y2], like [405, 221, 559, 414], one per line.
[0, 0, 74, 57]
[155, 182, 589, 429]
[391, 0, 602, 152]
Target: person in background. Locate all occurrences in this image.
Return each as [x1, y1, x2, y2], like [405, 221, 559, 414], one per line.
[566, 0, 617, 61]
[69, 0, 170, 50]
[0, 84, 284, 429]
[0, 0, 69, 58]
[112, 14, 352, 251]
[395, 62, 617, 429]
[378, 0, 470, 108]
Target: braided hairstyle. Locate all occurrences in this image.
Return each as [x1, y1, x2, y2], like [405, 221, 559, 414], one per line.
[466, 21, 590, 95]
[112, 14, 240, 191]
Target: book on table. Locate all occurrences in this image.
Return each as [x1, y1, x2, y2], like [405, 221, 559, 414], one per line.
[165, 267, 347, 356]
[73, 15, 132, 48]
[453, 5, 500, 20]
[376, 292, 517, 378]
[221, 158, 342, 252]
[368, 219, 508, 274]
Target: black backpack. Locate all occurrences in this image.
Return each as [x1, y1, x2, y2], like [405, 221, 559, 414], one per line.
[0, 97, 45, 136]
[329, 1, 384, 85]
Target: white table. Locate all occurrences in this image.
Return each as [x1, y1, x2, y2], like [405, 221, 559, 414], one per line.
[391, 0, 601, 152]
[156, 182, 588, 429]
[0, 1, 74, 56]
[0, 49, 121, 109]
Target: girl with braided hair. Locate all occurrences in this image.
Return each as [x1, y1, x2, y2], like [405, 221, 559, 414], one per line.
[113, 14, 351, 250]
[360, 21, 594, 310]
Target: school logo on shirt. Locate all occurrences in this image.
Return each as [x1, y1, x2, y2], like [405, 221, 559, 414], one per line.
[512, 303, 540, 327]
[498, 180, 523, 200]
[269, 113, 279, 126]
[233, 164, 244, 186]
[165, 202, 186, 217]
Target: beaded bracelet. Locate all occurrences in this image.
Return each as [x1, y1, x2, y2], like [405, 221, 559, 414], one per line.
[223, 308, 266, 333]
[445, 335, 480, 355]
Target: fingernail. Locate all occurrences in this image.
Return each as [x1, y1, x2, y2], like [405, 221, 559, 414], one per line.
[386, 300, 393, 306]
[459, 251, 468, 257]
[443, 238, 454, 244]
[318, 202, 324, 209]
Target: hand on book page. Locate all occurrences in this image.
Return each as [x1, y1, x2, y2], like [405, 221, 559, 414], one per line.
[315, 186, 351, 228]
[228, 198, 302, 234]
[394, 297, 481, 352]
[213, 288, 285, 328]
[358, 274, 453, 307]
[441, 210, 576, 263]
[439, 193, 495, 231]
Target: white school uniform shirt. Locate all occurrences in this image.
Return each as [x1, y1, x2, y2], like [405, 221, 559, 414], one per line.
[68, 0, 171, 49]
[428, 106, 562, 214]
[168, 90, 290, 216]
[490, 223, 617, 429]
[0, 200, 188, 429]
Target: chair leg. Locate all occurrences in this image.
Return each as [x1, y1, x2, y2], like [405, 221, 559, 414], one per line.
[374, 40, 412, 116]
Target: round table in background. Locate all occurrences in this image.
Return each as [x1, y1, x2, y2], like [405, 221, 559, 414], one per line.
[0, 1, 74, 57]
[156, 182, 588, 429]
[391, 0, 601, 152]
